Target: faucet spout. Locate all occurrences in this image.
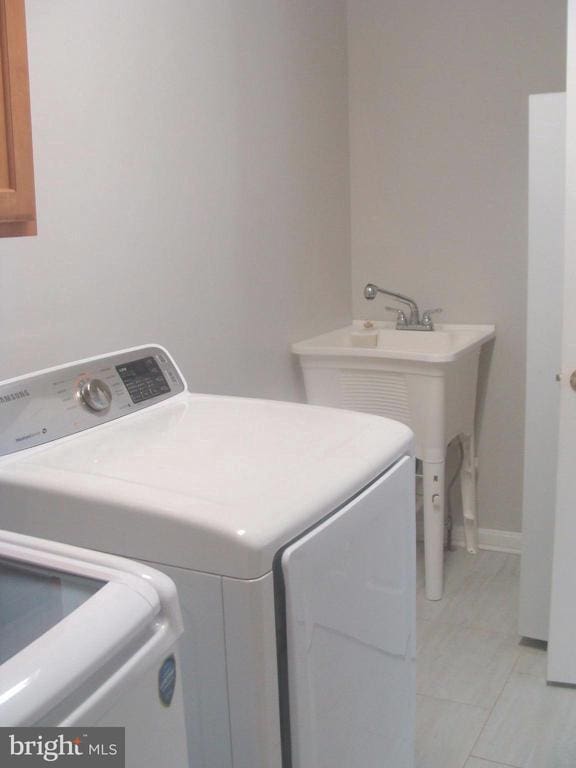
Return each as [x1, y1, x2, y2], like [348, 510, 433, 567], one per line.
[363, 283, 420, 326]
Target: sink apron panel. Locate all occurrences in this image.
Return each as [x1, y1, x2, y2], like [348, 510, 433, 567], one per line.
[298, 353, 480, 463]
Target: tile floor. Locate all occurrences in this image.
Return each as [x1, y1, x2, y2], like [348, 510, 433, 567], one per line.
[416, 545, 576, 768]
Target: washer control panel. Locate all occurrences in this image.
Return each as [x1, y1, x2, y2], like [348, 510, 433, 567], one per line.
[0, 346, 185, 456]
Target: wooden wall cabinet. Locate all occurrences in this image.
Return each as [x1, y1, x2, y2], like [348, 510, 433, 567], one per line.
[0, 0, 35, 237]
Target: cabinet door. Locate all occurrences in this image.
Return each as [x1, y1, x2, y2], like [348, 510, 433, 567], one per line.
[0, 0, 35, 237]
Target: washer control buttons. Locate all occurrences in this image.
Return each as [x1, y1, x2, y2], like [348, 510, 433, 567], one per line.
[115, 357, 171, 405]
[78, 378, 113, 412]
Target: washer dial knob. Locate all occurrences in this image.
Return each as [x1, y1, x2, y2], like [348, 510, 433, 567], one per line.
[78, 378, 112, 412]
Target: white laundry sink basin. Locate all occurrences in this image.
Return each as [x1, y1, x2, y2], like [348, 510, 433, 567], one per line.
[292, 320, 495, 602]
[292, 322, 495, 363]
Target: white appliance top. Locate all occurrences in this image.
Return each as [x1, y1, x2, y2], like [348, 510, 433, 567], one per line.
[0, 529, 182, 726]
[0, 346, 413, 579]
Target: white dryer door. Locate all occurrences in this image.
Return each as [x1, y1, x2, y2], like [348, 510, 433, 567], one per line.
[280, 455, 415, 768]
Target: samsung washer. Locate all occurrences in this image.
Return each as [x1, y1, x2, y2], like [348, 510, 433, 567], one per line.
[0, 528, 188, 767]
[0, 345, 415, 768]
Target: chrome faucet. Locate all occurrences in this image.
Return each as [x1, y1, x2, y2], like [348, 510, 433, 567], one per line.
[363, 283, 441, 331]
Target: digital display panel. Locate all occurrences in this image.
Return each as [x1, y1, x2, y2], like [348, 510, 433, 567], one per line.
[115, 357, 171, 404]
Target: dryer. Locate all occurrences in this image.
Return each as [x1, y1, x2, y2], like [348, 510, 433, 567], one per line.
[0, 345, 415, 768]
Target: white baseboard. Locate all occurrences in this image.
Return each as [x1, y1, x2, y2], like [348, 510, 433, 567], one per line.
[416, 519, 522, 555]
[450, 525, 522, 554]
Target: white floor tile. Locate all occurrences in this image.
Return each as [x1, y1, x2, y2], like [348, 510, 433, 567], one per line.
[443, 548, 520, 581]
[415, 549, 576, 768]
[473, 672, 576, 767]
[434, 572, 519, 637]
[416, 694, 487, 768]
[513, 639, 548, 679]
[417, 546, 520, 630]
[416, 589, 446, 623]
[416, 547, 481, 623]
[417, 545, 520, 584]
[417, 621, 520, 708]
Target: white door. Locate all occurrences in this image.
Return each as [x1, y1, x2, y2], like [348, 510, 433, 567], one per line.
[281, 456, 415, 768]
[519, 92, 565, 643]
[548, 0, 576, 684]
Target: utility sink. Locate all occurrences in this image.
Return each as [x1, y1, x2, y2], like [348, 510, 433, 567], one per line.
[292, 321, 495, 601]
[292, 322, 495, 363]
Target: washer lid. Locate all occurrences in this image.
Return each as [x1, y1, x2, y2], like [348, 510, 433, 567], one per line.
[0, 558, 105, 666]
[0, 530, 182, 726]
[0, 395, 413, 579]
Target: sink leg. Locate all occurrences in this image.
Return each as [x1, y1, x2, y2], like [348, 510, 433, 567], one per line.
[460, 432, 478, 554]
[423, 460, 445, 600]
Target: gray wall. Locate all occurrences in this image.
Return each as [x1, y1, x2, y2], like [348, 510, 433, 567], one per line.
[0, 1, 567, 535]
[348, 0, 566, 533]
[0, 0, 350, 400]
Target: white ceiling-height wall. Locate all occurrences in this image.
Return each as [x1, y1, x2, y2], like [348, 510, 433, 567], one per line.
[0, 0, 351, 401]
[347, 0, 566, 533]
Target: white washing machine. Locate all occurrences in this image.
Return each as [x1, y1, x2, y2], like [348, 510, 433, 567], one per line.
[0, 345, 415, 768]
[0, 528, 188, 767]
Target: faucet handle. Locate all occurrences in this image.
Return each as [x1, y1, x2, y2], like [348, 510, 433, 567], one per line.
[385, 306, 408, 327]
[421, 308, 442, 328]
